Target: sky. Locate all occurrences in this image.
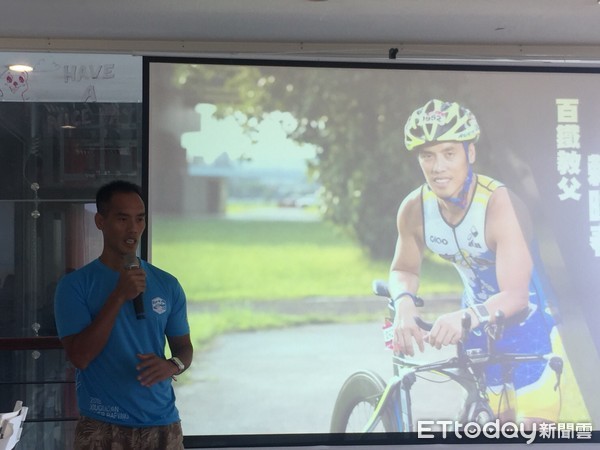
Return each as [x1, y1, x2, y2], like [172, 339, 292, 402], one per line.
[181, 103, 317, 173]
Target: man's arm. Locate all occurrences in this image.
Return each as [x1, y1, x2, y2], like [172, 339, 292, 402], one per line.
[482, 187, 532, 319]
[168, 334, 194, 371]
[60, 267, 146, 370]
[136, 334, 193, 387]
[389, 190, 426, 356]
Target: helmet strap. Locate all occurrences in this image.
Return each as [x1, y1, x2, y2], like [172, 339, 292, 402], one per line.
[446, 142, 473, 209]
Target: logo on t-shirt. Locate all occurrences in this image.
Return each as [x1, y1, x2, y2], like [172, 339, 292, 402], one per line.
[151, 297, 167, 315]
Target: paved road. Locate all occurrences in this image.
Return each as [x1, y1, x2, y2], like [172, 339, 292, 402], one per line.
[175, 322, 462, 436]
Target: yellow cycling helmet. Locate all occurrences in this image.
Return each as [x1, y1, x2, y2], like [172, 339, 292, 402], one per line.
[404, 99, 480, 151]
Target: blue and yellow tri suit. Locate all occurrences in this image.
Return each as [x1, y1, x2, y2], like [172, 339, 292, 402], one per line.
[420, 174, 560, 419]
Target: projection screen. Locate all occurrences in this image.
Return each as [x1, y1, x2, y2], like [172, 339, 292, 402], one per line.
[146, 57, 600, 446]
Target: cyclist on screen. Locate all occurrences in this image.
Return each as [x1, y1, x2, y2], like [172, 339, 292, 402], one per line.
[388, 99, 568, 425]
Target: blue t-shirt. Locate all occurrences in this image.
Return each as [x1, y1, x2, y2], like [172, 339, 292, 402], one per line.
[54, 258, 190, 427]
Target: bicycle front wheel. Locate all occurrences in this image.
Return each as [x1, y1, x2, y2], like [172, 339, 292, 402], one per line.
[330, 370, 399, 433]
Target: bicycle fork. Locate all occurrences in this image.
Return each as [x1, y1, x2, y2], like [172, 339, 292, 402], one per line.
[362, 371, 416, 433]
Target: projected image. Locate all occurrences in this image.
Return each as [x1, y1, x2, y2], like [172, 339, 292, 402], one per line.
[147, 60, 599, 443]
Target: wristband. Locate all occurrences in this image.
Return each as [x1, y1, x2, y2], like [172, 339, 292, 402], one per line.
[469, 303, 490, 325]
[392, 292, 424, 308]
[169, 356, 185, 375]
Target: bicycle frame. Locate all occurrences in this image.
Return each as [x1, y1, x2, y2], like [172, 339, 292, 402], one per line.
[361, 346, 562, 433]
[357, 280, 563, 433]
[362, 351, 486, 432]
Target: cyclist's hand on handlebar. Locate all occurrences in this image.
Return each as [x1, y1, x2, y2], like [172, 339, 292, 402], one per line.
[392, 302, 425, 356]
[424, 310, 465, 350]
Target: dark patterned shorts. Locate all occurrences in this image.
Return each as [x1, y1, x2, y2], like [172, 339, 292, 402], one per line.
[74, 416, 184, 450]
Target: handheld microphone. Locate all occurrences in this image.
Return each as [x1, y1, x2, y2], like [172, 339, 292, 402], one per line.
[124, 253, 145, 320]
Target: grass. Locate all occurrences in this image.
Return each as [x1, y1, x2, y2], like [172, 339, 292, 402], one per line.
[151, 216, 462, 303]
[151, 215, 462, 348]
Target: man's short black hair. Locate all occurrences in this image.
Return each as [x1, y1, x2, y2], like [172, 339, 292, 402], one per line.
[96, 180, 143, 216]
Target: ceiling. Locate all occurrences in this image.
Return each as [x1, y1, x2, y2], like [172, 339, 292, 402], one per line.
[1, 0, 600, 61]
[0, 0, 598, 44]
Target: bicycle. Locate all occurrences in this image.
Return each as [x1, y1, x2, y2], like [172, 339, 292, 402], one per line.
[330, 279, 564, 433]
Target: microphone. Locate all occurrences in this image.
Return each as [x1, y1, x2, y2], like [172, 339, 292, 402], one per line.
[124, 253, 145, 320]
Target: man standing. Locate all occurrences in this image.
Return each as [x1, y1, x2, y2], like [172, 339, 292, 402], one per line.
[55, 180, 193, 449]
[389, 99, 560, 424]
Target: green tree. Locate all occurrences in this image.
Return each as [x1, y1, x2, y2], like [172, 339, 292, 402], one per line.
[171, 63, 471, 260]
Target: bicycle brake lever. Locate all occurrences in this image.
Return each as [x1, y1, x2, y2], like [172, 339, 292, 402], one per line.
[492, 310, 505, 340]
[414, 316, 432, 331]
[484, 310, 505, 343]
[461, 312, 471, 342]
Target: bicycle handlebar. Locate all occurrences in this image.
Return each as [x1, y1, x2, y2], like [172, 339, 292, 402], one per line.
[373, 279, 561, 370]
[414, 316, 432, 331]
[414, 312, 472, 346]
[414, 312, 473, 332]
[412, 307, 506, 344]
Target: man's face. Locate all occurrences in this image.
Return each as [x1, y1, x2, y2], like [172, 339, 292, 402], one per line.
[417, 141, 475, 200]
[95, 192, 146, 257]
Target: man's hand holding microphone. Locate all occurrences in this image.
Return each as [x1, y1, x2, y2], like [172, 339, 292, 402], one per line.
[122, 253, 146, 319]
[120, 254, 182, 386]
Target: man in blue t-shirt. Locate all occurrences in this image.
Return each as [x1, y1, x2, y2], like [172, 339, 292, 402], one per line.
[54, 180, 193, 450]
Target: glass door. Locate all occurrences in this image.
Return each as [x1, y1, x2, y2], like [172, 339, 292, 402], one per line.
[0, 52, 142, 449]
